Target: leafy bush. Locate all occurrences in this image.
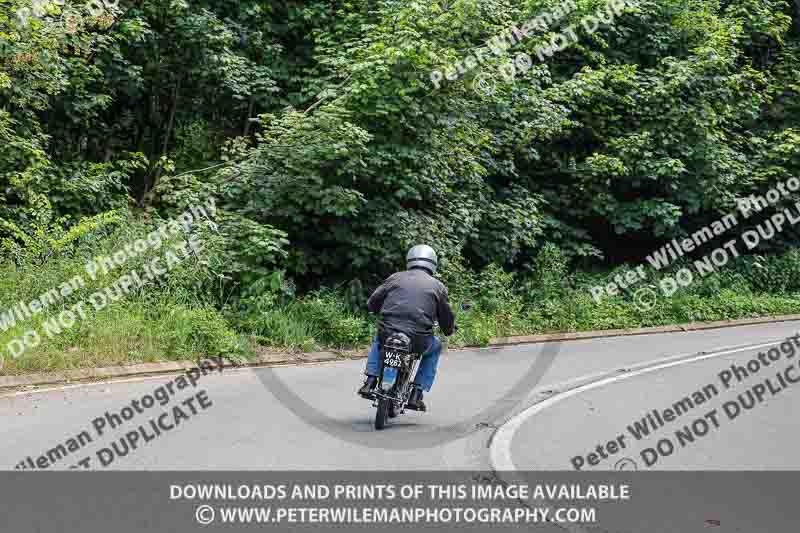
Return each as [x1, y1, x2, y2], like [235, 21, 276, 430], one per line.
[0, 209, 252, 372]
[150, 303, 249, 360]
[1, 202, 122, 267]
[437, 255, 479, 303]
[732, 252, 800, 294]
[519, 244, 570, 302]
[243, 291, 374, 350]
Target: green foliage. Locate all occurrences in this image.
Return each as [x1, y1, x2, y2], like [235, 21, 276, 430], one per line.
[437, 255, 480, 303]
[730, 251, 800, 293]
[520, 243, 570, 300]
[150, 302, 250, 361]
[0, 210, 252, 372]
[3, 298, 251, 374]
[1, 205, 122, 267]
[6, 0, 800, 372]
[6, 0, 800, 280]
[244, 291, 374, 350]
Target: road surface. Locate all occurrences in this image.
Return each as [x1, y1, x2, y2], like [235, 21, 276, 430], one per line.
[3, 320, 800, 471]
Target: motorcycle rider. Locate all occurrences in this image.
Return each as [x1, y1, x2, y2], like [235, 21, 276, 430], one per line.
[357, 244, 456, 411]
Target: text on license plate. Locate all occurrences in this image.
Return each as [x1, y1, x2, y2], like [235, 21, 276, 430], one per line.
[383, 351, 404, 367]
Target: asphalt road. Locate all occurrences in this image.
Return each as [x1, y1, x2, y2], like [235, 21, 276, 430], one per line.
[506, 334, 800, 471]
[3, 320, 800, 471]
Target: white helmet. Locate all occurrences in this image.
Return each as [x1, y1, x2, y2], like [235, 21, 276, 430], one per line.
[406, 245, 438, 274]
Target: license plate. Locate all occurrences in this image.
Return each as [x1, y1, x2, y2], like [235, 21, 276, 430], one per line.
[383, 351, 404, 368]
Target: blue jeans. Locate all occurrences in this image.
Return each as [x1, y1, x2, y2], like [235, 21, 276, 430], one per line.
[365, 335, 442, 392]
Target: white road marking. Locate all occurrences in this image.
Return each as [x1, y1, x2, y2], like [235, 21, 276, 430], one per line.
[490, 338, 792, 472]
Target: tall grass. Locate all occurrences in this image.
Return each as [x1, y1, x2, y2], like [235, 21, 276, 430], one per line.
[0, 215, 251, 375]
[5, 219, 800, 376]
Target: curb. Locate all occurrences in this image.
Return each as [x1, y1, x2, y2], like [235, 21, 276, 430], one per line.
[3, 314, 800, 391]
[488, 313, 800, 346]
[0, 351, 337, 391]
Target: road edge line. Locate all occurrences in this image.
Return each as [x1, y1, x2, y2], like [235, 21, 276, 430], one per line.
[488, 338, 792, 473]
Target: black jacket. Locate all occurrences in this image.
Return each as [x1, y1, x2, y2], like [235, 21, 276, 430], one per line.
[367, 268, 456, 352]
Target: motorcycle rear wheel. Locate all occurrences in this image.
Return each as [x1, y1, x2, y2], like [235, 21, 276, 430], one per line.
[375, 397, 389, 430]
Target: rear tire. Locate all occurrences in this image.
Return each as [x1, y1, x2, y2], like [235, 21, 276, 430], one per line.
[375, 397, 389, 430]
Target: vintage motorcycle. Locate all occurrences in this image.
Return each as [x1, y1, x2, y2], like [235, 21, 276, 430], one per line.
[365, 331, 423, 430]
[363, 304, 468, 430]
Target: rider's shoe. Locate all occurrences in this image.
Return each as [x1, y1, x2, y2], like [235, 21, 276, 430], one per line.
[358, 376, 378, 397]
[406, 387, 427, 412]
